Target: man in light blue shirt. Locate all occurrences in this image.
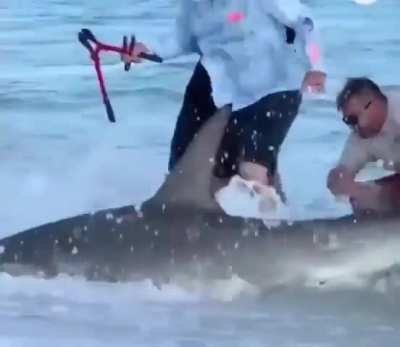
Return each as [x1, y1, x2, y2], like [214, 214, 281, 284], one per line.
[124, 0, 326, 197]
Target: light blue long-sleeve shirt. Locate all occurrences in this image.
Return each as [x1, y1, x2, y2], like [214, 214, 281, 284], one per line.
[151, 0, 322, 110]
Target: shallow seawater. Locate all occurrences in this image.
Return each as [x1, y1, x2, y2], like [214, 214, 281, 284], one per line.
[1, 0, 400, 346]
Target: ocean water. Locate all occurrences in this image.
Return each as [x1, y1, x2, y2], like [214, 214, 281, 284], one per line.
[1, 0, 400, 345]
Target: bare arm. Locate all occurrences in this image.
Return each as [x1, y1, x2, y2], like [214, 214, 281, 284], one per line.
[327, 134, 371, 196]
[325, 135, 399, 212]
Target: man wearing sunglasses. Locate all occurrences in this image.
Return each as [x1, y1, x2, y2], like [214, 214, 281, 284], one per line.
[327, 77, 400, 214]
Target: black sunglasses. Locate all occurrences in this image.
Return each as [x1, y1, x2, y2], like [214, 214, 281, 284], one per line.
[342, 100, 372, 127]
[342, 114, 358, 127]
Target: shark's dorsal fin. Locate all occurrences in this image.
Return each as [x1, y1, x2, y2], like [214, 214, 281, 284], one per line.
[148, 105, 232, 211]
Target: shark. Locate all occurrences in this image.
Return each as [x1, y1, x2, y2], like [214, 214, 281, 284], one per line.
[1, 105, 400, 291]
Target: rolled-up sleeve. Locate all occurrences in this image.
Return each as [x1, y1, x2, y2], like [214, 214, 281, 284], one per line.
[148, 1, 198, 60]
[262, 0, 324, 70]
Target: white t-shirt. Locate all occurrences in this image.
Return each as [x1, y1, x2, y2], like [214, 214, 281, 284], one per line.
[151, 0, 321, 110]
[338, 92, 400, 174]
